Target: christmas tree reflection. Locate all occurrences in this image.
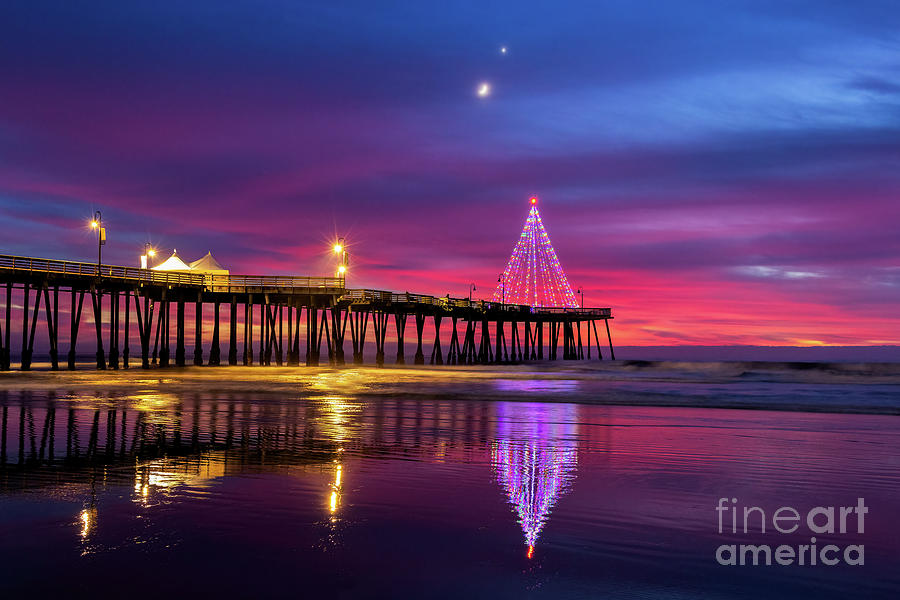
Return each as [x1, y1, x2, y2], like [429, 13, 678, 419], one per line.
[491, 402, 579, 556]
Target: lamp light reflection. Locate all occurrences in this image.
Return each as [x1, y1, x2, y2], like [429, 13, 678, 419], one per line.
[79, 507, 97, 538]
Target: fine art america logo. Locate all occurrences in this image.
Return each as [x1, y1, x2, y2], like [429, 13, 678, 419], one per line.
[715, 498, 867, 566]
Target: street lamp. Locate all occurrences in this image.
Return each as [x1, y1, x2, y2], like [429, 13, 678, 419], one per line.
[576, 286, 585, 309]
[468, 283, 477, 303]
[140, 243, 157, 269]
[497, 273, 505, 307]
[90, 211, 105, 275]
[333, 237, 349, 283]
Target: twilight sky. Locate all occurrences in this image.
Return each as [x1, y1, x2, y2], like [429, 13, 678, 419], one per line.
[1, 1, 899, 346]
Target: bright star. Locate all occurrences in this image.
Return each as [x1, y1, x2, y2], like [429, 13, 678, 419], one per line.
[500, 46, 508, 54]
[477, 82, 491, 97]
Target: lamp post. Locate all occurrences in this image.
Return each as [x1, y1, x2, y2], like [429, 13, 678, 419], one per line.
[497, 273, 505, 307]
[468, 283, 477, 303]
[576, 287, 585, 309]
[140, 243, 156, 270]
[89, 211, 105, 276]
[333, 237, 349, 284]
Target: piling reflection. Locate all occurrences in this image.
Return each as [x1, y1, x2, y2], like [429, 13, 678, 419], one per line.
[492, 403, 579, 557]
[0, 391, 583, 556]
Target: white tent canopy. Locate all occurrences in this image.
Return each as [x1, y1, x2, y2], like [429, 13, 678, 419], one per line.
[189, 251, 229, 275]
[151, 250, 192, 272]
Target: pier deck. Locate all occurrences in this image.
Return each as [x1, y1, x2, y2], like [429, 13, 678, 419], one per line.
[0, 254, 615, 370]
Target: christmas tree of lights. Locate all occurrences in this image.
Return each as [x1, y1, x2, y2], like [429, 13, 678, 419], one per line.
[493, 197, 579, 308]
[491, 403, 579, 557]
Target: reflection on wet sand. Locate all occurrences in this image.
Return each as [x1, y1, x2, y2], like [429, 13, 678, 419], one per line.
[492, 403, 578, 558]
[0, 391, 578, 555]
[1, 386, 897, 599]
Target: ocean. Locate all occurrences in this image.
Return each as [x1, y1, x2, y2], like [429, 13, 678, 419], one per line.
[1, 362, 898, 598]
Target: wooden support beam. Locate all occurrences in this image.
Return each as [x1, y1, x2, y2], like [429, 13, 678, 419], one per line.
[394, 312, 407, 364]
[210, 301, 221, 366]
[133, 290, 147, 368]
[446, 316, 459, 365]
[371, 310, 387, 366]
[1, 283, 11, 370]
[348, 309, 359, 364]
[320, 308, 332, 365]
[294, 299, 308, 365]
[483, 319, 493, 363]
[243, 296, 253, 366]
[258, 300, 265, 366]
[414, 312, 426, 365]
[331, 307, 346, 366]
[152, 297, 162, 366]
[359, 310, 370, 365]
[41, 286, 59, 370]
[123, 290, 130, 368]
[161, 297, 171, 368]
[175, 300, 186, 367]
[513, 321, 521, 362]
[0, 291, 5, 371]
[577, 321, 584, 360]
[605, 319, 616, 360]
[67, 289, 85, 370]
[193, 295, 203, 366]
[90, 288, 106, 370]
[430, 315, 443, 365]
[145, 294, 153, 368]
[523, 321, 530, 361]
[108, 291, 119, 370]
[467, 320, 478, 364]
[537, 321, 544, 360]
[553, 322, 560, 360]
[592, 320, 603, 360]
[20, 282, 31, 370]
[21, 283, 41, 370]
[286, 301, 294, 365]
[229, 296, 237, 365]
[586, 319, 591, 359]
[277, 304, 284, 366]
[460, 319, 472, 364]
[306, 303, 318, 366]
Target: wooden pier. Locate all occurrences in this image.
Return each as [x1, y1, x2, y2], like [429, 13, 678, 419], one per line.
[0, 254, 614, 371]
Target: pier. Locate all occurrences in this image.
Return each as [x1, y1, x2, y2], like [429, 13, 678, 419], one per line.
[0, 254, 614, 371]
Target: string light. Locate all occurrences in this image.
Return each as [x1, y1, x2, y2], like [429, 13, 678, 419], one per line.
[493, 198, 579, 307]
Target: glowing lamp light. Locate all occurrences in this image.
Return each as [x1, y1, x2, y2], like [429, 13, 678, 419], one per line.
[337, 265, 346, 275]
[333, 243, 343, 254]
[148, 249, 156, 257]
[90, 220, 99, 229]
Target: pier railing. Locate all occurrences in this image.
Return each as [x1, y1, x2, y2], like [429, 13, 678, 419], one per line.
[205, 274, 343, 291]
[339, 288, 611, 317]
[0, 254, 343, 291]
[0, 254, 205, 285]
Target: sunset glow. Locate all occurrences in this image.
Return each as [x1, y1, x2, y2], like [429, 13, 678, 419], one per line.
[0, 2, 896, 347]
